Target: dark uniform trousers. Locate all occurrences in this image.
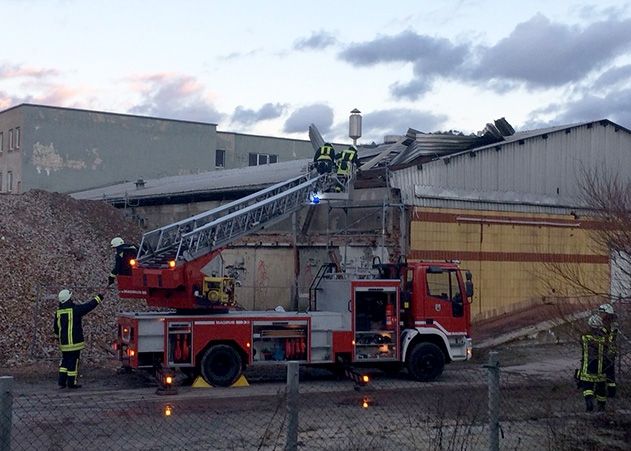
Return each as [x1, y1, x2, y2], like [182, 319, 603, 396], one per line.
[59, 350, 81, 388]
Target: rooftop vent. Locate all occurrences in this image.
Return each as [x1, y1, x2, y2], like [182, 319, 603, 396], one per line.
[135, 178, 146, 189]
[384, 135, 403, 144]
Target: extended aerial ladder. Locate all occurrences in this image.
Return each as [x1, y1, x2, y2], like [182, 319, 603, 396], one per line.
[117, 171, 326, 310]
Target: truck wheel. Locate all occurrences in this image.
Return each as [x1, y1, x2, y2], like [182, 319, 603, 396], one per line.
[200, 344, 242, 387]
[407, 343, 445, 382]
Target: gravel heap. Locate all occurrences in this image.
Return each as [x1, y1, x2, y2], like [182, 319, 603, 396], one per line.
[0, 190, 147, 367]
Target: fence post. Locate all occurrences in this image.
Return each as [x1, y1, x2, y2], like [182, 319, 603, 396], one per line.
[0, 376, 14, 451]
[487, 352, 500, 451]
[286, 361, 299, 451]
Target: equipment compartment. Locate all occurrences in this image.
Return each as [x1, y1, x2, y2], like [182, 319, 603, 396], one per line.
[252, 321, 308, 362]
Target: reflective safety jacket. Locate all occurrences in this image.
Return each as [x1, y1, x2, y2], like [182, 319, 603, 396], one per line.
[314, 144, 335, 162]
[54, 295, 102, 352]
[579, 331, 606, 383]
[336, 147, 358, 176]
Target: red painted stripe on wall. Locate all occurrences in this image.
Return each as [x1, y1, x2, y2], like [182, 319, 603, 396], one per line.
[409, 250, 609, 264]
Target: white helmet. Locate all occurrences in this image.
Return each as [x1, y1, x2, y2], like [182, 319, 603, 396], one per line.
[588, 314, 603, 329]
[58, 289, 72, 303]
[111, 237, 124, 248]
[598, 303, 614, 315]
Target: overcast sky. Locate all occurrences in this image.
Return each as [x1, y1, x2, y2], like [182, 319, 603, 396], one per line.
[1, 0, 630, 143]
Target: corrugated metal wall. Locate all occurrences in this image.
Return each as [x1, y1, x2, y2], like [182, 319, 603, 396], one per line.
[391, 122, 630, 319]
[391, 122, 631, 206]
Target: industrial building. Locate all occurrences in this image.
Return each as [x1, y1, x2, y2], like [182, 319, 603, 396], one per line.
[74, 117, 631, 319]
[0, 104, 314, 194]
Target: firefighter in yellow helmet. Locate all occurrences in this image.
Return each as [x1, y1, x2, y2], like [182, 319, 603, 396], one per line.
[577, 314, 608, 411]
[54, 290, 104, 388]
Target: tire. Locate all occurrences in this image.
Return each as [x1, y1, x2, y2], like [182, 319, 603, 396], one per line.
[200, 344, 242, 387]
[407, 343, 445, 382]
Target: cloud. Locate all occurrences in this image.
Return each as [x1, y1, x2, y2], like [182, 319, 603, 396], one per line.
[283, 104, 333, 134]
[593, 65, 631, 91]
[525, 89, 631, 130]
[127, 74, 223, 123]
[231, 102, 287, 126]
[361, 108, 448, 139]
[294, 31, 336, 50]
[0, 63, 58, 79]
[338, 30, 469, 99]
[218, 48, 262, 61]
[470, 14, 631, 87]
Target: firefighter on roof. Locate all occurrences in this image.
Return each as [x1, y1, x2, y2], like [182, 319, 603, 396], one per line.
[313, 142, 336, 175]
[598, 303, 619, 398]
[577, 314, 608, 411]
[54, 290, 103, 389]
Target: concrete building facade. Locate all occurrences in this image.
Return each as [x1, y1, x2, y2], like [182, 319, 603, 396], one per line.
[0, 104, 314, 194]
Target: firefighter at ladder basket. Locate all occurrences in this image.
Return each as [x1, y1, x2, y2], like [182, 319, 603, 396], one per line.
[577, 314, 608, 411]
[598, 303, 619, 398]
[108, 237, 136, 286]
[54, 290, 104, 389]
[313, 142, 336, 175]
[334, 144, 359, 192]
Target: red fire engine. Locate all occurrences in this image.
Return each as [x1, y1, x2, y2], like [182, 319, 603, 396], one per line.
[114, 173, 473, 386]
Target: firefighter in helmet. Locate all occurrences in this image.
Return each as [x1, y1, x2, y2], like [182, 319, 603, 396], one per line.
[577, 314, 608, 411]
[313, 143, 336, 175]
[334, 145, 359, 192]
[598, 303, 619, 398]
[108, 237, 137, 286]
[54, 290, 104, 388]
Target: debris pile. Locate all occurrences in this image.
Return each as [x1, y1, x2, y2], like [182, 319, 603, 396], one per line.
[0, 190, 146, 367]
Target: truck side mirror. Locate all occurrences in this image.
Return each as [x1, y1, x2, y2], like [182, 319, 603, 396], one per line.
[465, 271, 474, 297]
[465, 281, 474, 298]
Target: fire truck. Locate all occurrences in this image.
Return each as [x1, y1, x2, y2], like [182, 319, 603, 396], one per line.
[114, 171, 473, 386]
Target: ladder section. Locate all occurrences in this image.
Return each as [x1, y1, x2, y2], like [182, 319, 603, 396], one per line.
[180, 175, 323, 261]
[137, 173, 324, 266]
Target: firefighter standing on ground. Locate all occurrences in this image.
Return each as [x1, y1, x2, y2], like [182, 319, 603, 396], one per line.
[598, 303, 619, 398]
[54, 290, 104, 388]
[577, 314, 608, 411]
[313, 142, 336, 175]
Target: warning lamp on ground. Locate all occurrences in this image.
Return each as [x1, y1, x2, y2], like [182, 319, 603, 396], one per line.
[168, 260, 176, 268]
[156, 368, 178, 396]
[345, 367, 370, 390]
[362, 397, 370, 409]
[129, 259, 137, 267]
[163, 404, 173, 417]
[128, 349, 135, 357]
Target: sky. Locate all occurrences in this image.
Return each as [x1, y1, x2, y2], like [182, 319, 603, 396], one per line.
[1, 0, 631, 144]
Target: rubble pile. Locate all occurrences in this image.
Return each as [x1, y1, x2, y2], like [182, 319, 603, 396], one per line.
[0, 190, 146, 367]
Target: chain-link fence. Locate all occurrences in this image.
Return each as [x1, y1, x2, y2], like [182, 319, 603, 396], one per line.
[1, 343, 630, 451]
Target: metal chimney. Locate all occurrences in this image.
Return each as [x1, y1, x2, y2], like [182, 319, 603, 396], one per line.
[349, 108, 362, 146]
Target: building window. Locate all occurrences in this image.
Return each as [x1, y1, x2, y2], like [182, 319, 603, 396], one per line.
[15, 127, 20, 149]
[7, 171, 12, 192]
[8, 129, 13, 151]
[215, 149, 225, 168]
[248, 153, 278, 166]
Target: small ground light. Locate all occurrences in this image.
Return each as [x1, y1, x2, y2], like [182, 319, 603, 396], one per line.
[361, 375, 370, 384]
[362, 397, 370, 409]
[168, 260, 176, 268]
[129, 259, 136, 267]
[163, 404, 173, 416]
[165, 375, 173, 385]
